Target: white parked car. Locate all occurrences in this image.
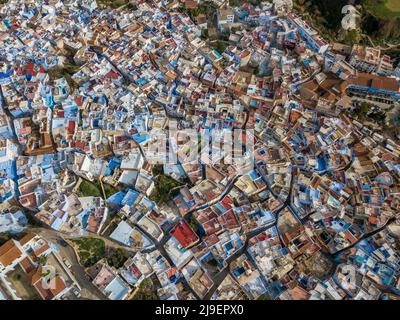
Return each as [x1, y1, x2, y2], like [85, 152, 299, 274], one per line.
[63, 258, 72, 269]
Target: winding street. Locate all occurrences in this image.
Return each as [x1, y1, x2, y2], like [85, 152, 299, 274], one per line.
[134, 221, 202, 300]
[199, 149, 293, 299]
[30, 227, 108, 300]
[184, 174, 242, 218]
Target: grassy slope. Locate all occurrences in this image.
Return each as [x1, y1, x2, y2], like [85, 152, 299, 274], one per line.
[366, 0, 400, 19]
[78, 180, 103, 198]
[72, 237, 106, 267]
[150, 174, 184, 205]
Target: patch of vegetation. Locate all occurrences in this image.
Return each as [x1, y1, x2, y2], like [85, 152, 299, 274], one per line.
[187, 214, 201, 236]
[131, 278, 159, 300]
[48, 62, 80, 80]
[363, 13, 400, 45]
[201, 255, 220, 276]
[181, 1, 216, 19]
[292, 0, 342, 43]
[8, 265, 41, 300]
[150, 174, 184, 204]
[366, 0, 400, 19]
[207, 259, 218, 267]
[210, 40, 229, 54]
[126, 3, 138, 11]
[12, 273, 22, 281]
[356, 102, 370, 118]
[48, 43, 81, 91]
[106, 247, 130, 269]
[229, 0, 265, 6]
[257, 293, 269, 300]
[103, 183, 119, 198]
[72, 237, 106, 267]
[253, 65, 260, 76]
[341, 29, 362, 47]
[294, 0, 400, 45]
[152, 164, 164, 176]
[98, 0, 129, 9]
[0, 233, 12, 245]
[26, 212, 44, 228]
[307, 0, 348, 30]
[39, 255, 47, 266]
[369, 110, 386, 124]
[78, 179, 103, 198]
[198, 29, 206, 41]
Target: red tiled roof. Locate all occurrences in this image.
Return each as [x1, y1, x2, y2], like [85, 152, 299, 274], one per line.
[346, 73, 399, 92]
[129, 264, 142, 279]
[19, 257, 35, 273]
[0, 240, 22, 268]
[105, 69, 121, 80]
[67, 120, 76, 135]
[170, 220, 199, 249]
[74, 96, 83, 107]
[19, 232, 36, 246]
[73, 141, 87, 150]
[220, 196, 233, 210]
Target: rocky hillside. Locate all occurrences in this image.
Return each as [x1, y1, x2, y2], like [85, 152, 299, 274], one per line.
[294, 0, 400, 61]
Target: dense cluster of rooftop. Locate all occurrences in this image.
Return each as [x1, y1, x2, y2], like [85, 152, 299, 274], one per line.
[0, 0, 400, 300]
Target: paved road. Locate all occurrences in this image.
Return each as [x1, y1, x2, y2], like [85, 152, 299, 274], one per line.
[32, 228, 108, 300]
[332, 217, 397, 258]
[202, 218, 281, 300]
[201, 153, 290, 299]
